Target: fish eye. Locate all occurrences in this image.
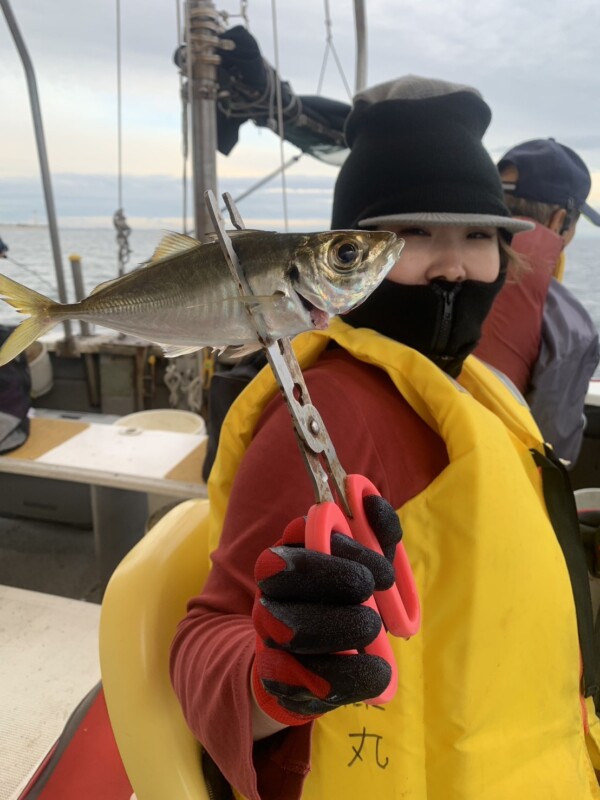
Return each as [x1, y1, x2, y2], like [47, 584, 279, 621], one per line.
[330, 240, 361, 272]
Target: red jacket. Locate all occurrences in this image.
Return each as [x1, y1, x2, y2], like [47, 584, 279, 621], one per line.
[170, 348, 448, 800]
[475, 222, 563, 393]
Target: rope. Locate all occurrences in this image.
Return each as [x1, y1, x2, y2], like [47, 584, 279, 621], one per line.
[164, 362, 182, 407]
[270, 0, 289, 231]
[114, 0, 131, 275]
[222, 153, 303, 210]
[241, 0, 249, 27]
[212, 2, 351, 219]
[221, 0, 250, 30]
[186, 374, 203, 412]
[116, 0, 123, 214]
[317, 0, 352, 99]
[164, 358, 204, 411]
[113, 208, 132, 273]
[175, 0, 189, 233]
[5, 255, 57, 293]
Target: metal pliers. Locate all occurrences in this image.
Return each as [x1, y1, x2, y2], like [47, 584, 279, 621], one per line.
[205, 191, 421, 702]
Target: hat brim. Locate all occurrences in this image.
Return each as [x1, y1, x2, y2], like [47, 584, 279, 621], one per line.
[582, 202, 600, 227]
[358, 211, 534, 233]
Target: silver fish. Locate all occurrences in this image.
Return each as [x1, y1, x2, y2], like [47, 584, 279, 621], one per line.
[0, 229, 403, 366]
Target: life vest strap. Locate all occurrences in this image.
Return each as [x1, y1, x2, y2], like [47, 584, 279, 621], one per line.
[531, 445, 600, 709]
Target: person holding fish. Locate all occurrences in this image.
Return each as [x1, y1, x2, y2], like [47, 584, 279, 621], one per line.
[169, 75, 600, 799]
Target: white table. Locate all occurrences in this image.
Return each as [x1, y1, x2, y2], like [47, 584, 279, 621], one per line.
[0, 417, 208, 584]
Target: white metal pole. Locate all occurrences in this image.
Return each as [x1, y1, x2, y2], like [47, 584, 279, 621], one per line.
[1, 0, 73, 343]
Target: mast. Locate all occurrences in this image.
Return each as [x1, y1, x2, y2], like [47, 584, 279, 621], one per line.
[185, 0, 221, 241]
[353, 0, 367, 93]
[1, 0, 73, 343]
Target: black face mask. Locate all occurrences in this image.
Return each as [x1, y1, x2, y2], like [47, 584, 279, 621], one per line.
[342, 271, 506, 377]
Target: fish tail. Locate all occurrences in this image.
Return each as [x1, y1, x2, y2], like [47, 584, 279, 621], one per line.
[0, 274, 61, 366]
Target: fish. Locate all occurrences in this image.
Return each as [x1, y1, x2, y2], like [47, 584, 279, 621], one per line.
[0, 228, 404, 367]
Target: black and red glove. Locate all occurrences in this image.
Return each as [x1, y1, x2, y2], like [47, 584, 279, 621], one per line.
[252, 495, 403, 726]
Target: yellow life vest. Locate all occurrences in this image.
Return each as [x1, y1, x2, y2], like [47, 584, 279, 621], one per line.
[208, 318, 600, 799]
[554, 249, 566, 282]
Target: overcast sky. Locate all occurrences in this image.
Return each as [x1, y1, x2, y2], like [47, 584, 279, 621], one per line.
[2, 0, 600, 233]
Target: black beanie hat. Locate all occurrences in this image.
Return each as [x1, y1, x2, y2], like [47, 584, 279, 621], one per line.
[331, 76, 531, 235]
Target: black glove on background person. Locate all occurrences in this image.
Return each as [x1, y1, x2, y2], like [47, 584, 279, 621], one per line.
[252, 495, 403, 726]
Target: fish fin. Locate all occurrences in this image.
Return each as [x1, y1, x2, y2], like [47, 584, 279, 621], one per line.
[0, 272, 55, 314]
[234, 294, 286, 308]
[150, 232, 201, 263]
[89, 275, 125, 296]
[216, 342, 263, 360]
[159, 344, 204, 358]
[0, 316, 57, 367]
[0, 274, 62, 365]
[184, 294, 286, 311]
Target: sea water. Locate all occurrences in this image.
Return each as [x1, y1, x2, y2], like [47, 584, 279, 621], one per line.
[0, 224, 163, 315]
[1, 223, 599, 372]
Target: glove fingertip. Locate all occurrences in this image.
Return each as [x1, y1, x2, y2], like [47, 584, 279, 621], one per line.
[363, 494, 403, 551]
[252, 648, 325, 725]
[255, 546, 288, 584]
[281, 515, 307, 546]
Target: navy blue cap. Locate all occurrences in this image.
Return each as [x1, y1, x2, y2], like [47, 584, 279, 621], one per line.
[498, 138, 600, 226]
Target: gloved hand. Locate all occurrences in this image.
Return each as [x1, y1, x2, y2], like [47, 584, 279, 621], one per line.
[252, 495, 403, 726]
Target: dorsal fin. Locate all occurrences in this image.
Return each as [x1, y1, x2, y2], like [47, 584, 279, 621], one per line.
[89, 274, 128, 296]
[149, 229, 270, 262]
[89, 232, 202, 296]
[150, 232, 201, 263]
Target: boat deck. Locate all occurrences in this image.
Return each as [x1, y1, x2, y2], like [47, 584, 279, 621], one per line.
[0, 582, 101, 800]
[0, 513, 100, 602]
[1, 511, 102, 799]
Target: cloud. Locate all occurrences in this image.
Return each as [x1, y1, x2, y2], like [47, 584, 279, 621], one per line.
[4, 0, 600, 229]
[0, 172, 338, 231]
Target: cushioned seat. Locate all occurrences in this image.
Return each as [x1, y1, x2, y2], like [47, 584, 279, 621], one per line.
[99, 499, 211, 800]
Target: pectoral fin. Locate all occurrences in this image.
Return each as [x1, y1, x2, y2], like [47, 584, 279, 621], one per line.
[185, 293, 288, 311]
[234, 293, 288, 309]
[159, 344, 204, 358]
[216, 342, 263, 360]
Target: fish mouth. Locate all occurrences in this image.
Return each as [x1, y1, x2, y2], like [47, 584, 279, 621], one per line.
[295, 288, 330, 330]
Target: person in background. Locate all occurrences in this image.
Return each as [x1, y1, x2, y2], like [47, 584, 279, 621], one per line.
[170, 77, 600, 800]
[0, 237, 8, 258]
[475, 138, 600, 465]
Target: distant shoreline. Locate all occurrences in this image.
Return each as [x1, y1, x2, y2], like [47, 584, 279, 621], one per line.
[1, 222, 46, 228]
[2, 220, 600, 239]
[0, 222, 164, 233]
[7, 223, 46, 228]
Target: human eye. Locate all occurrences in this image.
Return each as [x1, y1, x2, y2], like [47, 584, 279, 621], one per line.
[399, 226, 430, 237]
[467, 228, 496, 240]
